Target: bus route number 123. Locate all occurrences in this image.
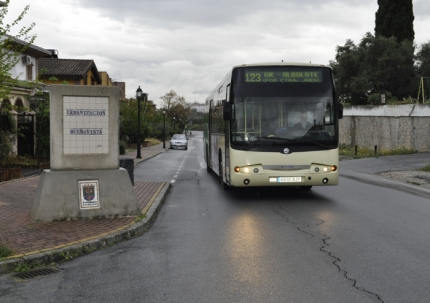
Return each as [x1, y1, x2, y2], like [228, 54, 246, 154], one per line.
[245, 73, 261, 82]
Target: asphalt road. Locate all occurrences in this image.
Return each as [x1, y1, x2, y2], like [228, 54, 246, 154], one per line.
[1, 132, 430, 302]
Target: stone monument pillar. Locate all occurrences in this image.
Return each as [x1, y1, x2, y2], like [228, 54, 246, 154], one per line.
[30, 85, 140, 222]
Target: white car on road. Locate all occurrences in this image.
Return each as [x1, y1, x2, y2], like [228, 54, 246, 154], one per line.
[170, 134, 188, 150]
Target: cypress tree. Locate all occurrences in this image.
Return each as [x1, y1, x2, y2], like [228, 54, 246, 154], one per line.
[375, 0, 415, 43]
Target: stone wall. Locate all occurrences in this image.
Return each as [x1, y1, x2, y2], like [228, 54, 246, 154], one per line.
[339, 104, 430, 152]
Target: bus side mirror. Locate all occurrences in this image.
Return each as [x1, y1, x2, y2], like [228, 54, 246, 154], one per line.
[223, 100, 231, 120]
[338, 102, 343, 119]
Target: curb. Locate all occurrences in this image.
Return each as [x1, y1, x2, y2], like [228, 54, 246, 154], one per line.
[0, 182, 171, 275]
[340, 170, 430, 199]
[133, 151, 164, 165]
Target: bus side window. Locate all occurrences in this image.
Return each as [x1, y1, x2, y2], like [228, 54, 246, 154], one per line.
[213, 100, 225, 134]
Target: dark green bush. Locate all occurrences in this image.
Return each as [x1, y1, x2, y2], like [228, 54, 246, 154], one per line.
[119, 140, 127, 155]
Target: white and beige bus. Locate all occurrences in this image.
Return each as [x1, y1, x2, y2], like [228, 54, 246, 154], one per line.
[204, 62, 343, 189]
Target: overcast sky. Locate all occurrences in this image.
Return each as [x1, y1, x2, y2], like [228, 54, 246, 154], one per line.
[5, 0, 430, 107]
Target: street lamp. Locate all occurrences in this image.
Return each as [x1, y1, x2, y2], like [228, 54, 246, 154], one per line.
[136, 86, 143, 159]
[162, 108, 166, 149]
[173, 117, 176, 134]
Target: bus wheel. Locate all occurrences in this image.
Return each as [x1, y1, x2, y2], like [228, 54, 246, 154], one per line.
[218, 157, 223, 185]
[299, 186, 312, 190]
[206, 148, 212, 173]
[219, 160, 230, 190]
[222, 181, 230, 191]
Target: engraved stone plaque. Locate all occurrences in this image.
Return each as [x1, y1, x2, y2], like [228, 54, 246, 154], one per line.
[63, 96, 109, 154]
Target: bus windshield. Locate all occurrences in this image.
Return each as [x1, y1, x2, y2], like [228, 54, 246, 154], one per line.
[230, 66, 337, 150]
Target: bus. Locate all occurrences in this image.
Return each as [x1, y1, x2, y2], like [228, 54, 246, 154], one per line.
[203, 62, 343, 189]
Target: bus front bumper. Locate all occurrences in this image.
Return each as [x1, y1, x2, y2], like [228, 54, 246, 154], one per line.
[229, 169, 339, 187]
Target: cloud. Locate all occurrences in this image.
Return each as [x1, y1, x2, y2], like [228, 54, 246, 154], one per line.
[4, 0, 429, 107]
[414, 0, 430, 19]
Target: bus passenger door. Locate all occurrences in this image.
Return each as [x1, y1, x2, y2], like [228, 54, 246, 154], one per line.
[224, 84, 231, 184]
[207, 100, 213, 169]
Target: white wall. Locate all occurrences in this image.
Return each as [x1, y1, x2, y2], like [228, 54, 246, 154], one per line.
[340, 104, 430, 152]
[9, 54, 35, 80]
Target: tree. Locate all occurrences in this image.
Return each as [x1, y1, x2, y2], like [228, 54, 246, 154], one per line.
[0, 0, 36, 158]
[159, 90, 191, 134]
[188, 109, 207, 128]
[30, 89, 50, 161]
[0, 0, 36, 100]
[359, 33, 415, 99]
[170, 102, 191, 133]
[0, 112, 14, 157]
[330, 39, 366, 104]
[331, 33, 415, 105]
[375, 0, 414, 43]
[119, 98, 155, 144]
[416, 41, 430, 77]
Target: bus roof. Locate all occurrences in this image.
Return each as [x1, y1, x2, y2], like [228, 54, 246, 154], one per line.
[231, 62, 331, 69]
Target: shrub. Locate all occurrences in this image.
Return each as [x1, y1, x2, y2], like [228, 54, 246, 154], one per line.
[0, 244, 12, 258]
[119, 140, 127, 155]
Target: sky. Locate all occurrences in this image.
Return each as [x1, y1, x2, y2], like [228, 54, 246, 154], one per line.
[4, 0, 430, 107]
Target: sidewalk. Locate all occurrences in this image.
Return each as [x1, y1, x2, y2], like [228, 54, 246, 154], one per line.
[0, 143, 169, 274]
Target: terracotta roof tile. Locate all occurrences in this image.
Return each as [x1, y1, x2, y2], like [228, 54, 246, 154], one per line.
[38, 58, 101, 83]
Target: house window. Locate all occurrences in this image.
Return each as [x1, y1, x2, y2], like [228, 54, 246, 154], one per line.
[15, 99, 24, 113]
[26, 64, 33, 80]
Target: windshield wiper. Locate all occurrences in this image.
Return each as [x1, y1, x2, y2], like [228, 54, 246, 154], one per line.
[304, 140, 332, 149]
[244, 139, 261, 150]
[254, 136, 297, 141]
[243, 137, 299, 150]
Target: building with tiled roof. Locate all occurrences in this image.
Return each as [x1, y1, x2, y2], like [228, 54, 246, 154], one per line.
[189, 102, 207, 113]
[1, 34, 127, 156]
[0, 38, 53, 156]
[38, 58, 102, 85]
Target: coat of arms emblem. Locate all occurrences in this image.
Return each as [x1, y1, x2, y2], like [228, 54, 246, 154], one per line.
[83, 184, 95, 201]
[79, 180, 99, 209]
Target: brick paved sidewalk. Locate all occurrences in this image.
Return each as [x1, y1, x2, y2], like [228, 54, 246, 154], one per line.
[0, 176, 165, 257]
[0, 143, 169, 259]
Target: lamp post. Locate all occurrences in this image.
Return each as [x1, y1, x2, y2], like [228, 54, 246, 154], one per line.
[173, 117, 176, 134]
[136, 86, 142, 159]
[162, 108, 166, 149]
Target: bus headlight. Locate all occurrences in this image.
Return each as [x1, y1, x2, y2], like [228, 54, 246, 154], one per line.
[234, 165, 263, 174]
[311, 164, 337, 173]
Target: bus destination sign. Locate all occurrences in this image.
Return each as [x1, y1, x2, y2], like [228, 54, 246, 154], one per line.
[244, 70, 323, 83]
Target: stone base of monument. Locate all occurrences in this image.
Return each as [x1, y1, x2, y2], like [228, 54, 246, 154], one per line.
[30, 168, 140, 222]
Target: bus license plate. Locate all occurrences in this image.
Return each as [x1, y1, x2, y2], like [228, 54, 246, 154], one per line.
[277, 177, 302, 183]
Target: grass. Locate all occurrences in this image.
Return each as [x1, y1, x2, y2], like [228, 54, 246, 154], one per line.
[339, 145, 416, 159]
[14, 262, 31, 272]
[0, 156, 39, 167]
[145, 138, 161, 145]
[418, 164, 430, 172]
[0, 244, 13, 258]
